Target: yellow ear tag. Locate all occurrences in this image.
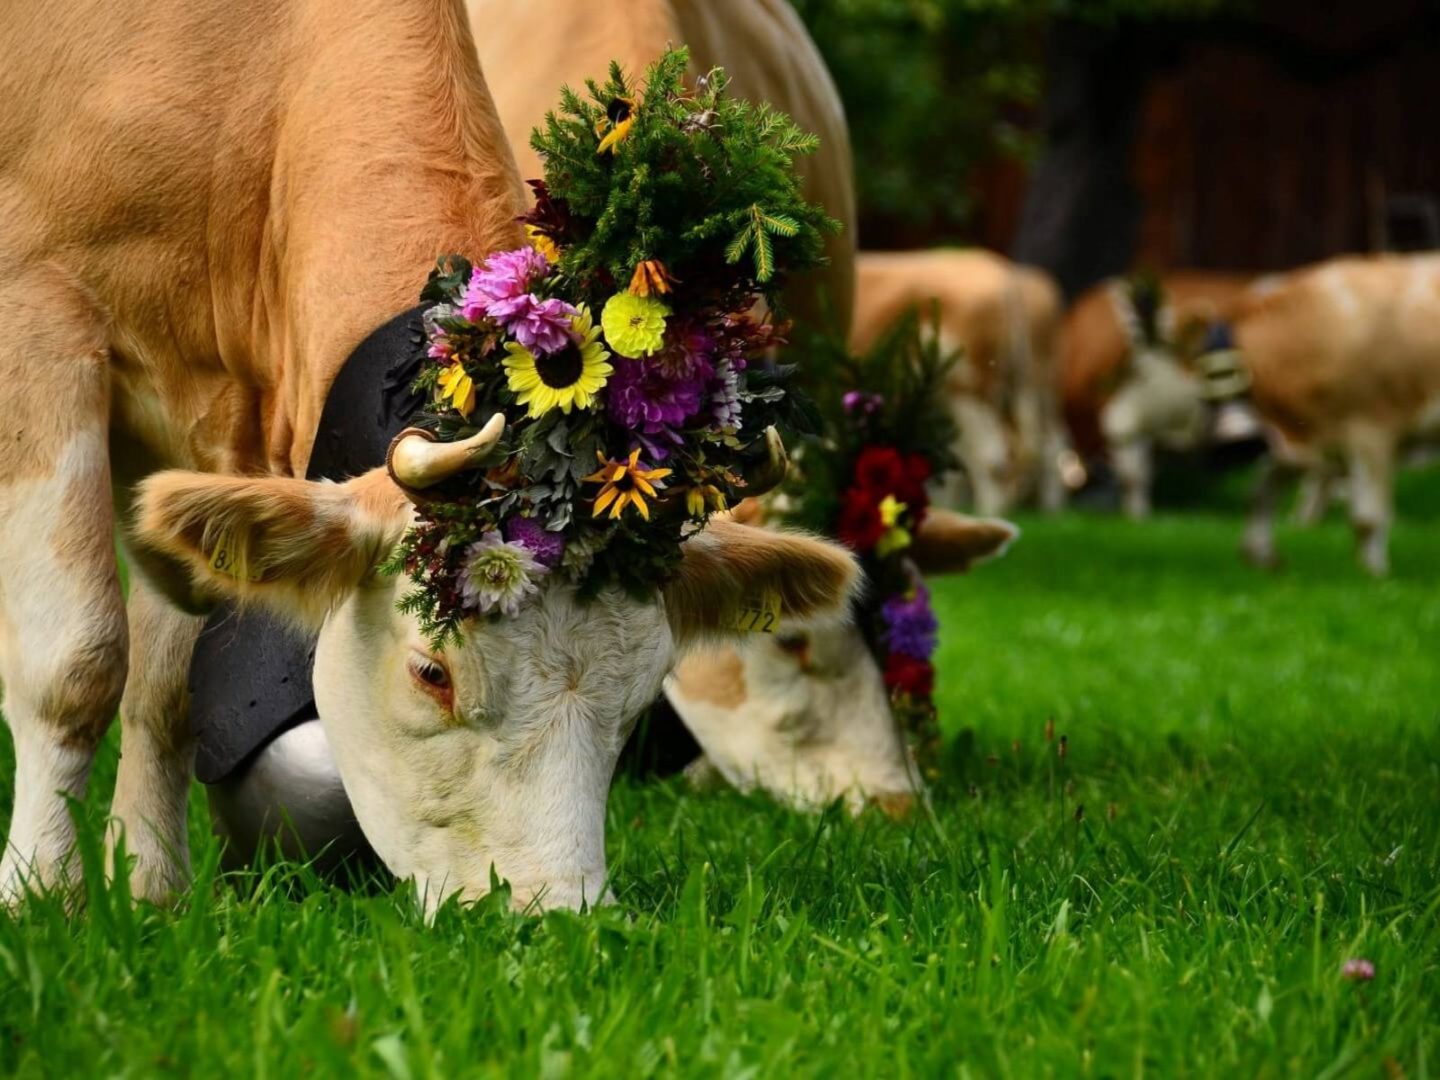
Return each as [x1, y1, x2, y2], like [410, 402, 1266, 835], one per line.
[729, 588, 781, 634]
[208, 534, 263, 583]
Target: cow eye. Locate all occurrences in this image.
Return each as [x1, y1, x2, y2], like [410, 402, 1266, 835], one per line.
[776, 631, 809, 656]
[408, 653, 451, 692]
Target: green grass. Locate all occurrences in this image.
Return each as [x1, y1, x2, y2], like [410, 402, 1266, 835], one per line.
[1, 495, 1438, 1077]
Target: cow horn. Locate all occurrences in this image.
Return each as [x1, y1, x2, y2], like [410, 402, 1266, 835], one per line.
[386, 412, 505, 492]
[740, 426, 789, 497]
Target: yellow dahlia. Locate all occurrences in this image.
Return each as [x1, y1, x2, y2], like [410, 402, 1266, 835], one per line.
[502, 305, 612, 419]
[584, 449, 672, 521]
[601, 292, 670, 358]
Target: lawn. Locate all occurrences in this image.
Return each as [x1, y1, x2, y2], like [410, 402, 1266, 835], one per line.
[1, 486, 1438, 1077]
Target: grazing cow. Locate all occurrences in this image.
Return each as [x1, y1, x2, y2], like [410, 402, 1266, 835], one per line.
[1062, 272, 1257, 517]
[851, 250, 1069, 515]
[1238, 254, 1440, 576]
[0, 0, 859, 911]
[666, 501, 1017, 815]
[471, 0, 856, 331]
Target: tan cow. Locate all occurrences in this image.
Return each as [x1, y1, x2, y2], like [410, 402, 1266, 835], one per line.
[0, 0, 859, 911]
[666, 503, 1017, 815]
[1238, 254, 1440, 576]
[852, 250, 1069, 515]
[471, 0, 856, 331]
[1062, 272, 1256, 517]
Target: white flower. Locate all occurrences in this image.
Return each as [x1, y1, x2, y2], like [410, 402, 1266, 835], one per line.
[459, 532, 547, 617]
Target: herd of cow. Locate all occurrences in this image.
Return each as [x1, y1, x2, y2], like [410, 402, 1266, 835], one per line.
[2, 0, 1436, 913]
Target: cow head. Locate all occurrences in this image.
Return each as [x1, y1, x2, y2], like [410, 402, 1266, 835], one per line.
[666, 502, 1017, 816]
[135, 426, 858, 912]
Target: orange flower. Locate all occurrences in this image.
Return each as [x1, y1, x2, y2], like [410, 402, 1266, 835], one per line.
[584, 449, 672, 520]
[628, 259, 677, 298]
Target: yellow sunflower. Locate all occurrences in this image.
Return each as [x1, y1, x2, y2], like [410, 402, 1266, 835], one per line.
[437, 362, 476, 417]
[584, 449, 673, 521]
[526, 224, 561, 264]
[596, 96, 635, 155]
[502, 305, 612, 419]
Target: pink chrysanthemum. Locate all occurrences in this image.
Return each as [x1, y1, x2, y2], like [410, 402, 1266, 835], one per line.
[463, 247, 550, 322]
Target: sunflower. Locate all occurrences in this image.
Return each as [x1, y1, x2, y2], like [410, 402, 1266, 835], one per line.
[437, 362, 476, 417]
[502, 305, 612, 418]
[526, 224, 561, 264]
[596, 96, 635, 155]
[584, 449, 672, 521]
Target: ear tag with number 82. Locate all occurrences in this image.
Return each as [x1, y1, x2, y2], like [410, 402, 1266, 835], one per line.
[208, 534, 263, 583]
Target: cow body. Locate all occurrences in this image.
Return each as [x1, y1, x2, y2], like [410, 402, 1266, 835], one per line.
[1062, 272, 1255, 517]
[852, 250, 1067, 515]
[1238, 254, 1440, 575]
[0, 0, 859, 910]
[471, 0, 856, 331]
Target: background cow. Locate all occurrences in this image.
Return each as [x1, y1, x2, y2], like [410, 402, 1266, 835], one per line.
[0, 0, 859, 912]
[1238, 254, 1440, 576]
[666, 502, 1017, 816]
[852, 250, 1068, 515]
[1062, 272, 1256, 517]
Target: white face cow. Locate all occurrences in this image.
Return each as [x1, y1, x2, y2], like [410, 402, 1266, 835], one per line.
[136, 423, 858, 911]
[666, 503, 1017, 817]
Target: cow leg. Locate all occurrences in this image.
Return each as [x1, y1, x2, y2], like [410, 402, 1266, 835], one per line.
[951, 396, 1013, 516]
[1345, 426, 1396, 576]
[1242, 453, 1303, 569]
[0, 266, 128, 900]
[106, 577, 203, 901]
[1292, 462, 1335, 526]
[1111, 439, 1153, 519]
[1036, 387, 1070, 513]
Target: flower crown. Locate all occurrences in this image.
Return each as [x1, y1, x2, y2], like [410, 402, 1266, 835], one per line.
[780, 314, 960, 770]
[384, 49, 838, 645]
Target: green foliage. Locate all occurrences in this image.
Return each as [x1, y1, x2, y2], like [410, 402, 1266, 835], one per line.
[788, 0, 1244, 243]
[3, 504, 1440, 1074]
[532, 49, 838, 312]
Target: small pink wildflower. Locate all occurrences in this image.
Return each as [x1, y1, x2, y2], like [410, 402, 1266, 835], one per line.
[1341, 958, 1375, 982]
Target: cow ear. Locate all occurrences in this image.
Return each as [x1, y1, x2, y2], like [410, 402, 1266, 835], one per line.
[134, 467, 411, 627]
[727, 497, 768, 527]
[909, 509, 1018, 575]
[664, 519, 860, 647]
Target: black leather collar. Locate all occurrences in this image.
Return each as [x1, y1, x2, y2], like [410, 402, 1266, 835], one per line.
[189, 306, 426, 783]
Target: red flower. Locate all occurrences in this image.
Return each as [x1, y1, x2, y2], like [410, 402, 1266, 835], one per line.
[853, 446, 907, 496]
[837, 487, 885, 552]
[899, 453, 932, 520]
[884, 653, 934, 698]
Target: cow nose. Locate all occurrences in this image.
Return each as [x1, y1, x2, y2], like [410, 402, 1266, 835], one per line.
[869, 791, 915, 821]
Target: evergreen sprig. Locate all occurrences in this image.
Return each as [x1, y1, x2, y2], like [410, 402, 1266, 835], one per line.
[531, 48, 838, 314]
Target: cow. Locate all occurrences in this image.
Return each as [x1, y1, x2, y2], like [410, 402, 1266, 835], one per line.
[1061, 271, 1258, 517]
[471, 0, 856, 332]
[666, 501, 1017, 816]
[0, 0, 860, 912]
[203, 0, 868, 861]
[851, 250, 1069, 516]
[1237, 254, 1440, 576]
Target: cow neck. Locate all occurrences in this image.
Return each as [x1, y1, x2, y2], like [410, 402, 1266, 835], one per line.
[242, 0, 525, 477]
[189, 303, 427, 784]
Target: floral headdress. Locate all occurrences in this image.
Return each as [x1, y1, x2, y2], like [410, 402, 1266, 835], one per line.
[385, 49, 838, 645]
[781, 312, 959, 770]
